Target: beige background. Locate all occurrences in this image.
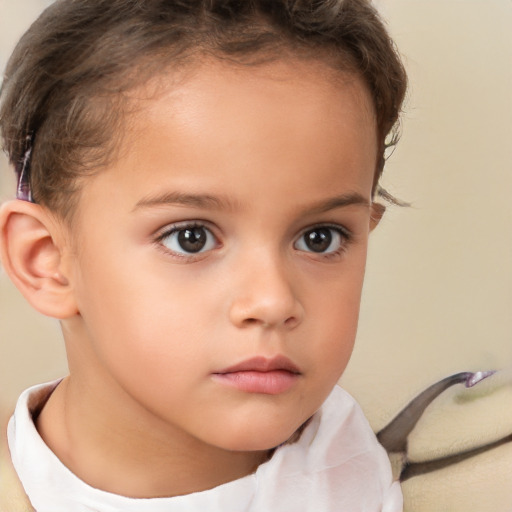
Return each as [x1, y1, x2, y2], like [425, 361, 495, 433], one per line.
[1, 0, 511, 429]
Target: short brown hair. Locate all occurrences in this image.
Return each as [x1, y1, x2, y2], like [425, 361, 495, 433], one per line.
[0, 0, 407, 220]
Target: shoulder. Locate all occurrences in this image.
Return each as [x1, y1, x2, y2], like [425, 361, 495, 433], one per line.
[0, 382, 60, 512]
[1, 416, 35, 512]
[322, 385, 388, 454]
[312, 385, 398, 490]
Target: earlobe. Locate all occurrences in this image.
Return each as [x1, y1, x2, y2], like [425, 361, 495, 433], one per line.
[369, 202, 386, 231]
[0, 200, 78, 319]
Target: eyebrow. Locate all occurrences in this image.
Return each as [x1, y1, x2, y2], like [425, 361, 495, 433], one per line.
[305, 192, 371, 215]
[133, 190, 370, 213]
[133, 191, 238, 212]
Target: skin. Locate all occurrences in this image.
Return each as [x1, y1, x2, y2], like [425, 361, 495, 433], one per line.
[6, 58, 381, 498]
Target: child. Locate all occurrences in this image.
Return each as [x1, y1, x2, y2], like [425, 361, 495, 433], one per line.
[0, 0, 406, 510]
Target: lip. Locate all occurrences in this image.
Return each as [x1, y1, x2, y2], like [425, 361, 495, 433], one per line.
[216, 356, 301, 375]
[212, 356, 301, 395]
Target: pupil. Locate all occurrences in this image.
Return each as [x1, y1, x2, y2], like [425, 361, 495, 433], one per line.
[178, 228, 207, 253]
[305, 228, 332, 252]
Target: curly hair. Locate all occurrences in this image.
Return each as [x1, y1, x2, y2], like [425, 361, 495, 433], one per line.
[0, 0, 407, 219]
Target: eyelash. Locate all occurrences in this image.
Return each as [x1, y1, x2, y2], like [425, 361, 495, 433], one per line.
[155, 221, 219, 260]
[294, 224, 353, 260]
[154, 222, 353, 261]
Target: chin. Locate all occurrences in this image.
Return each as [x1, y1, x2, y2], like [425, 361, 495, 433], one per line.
[213, 418, 308, 452]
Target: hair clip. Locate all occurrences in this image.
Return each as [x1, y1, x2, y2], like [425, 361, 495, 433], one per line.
[15, 132, 35, 203]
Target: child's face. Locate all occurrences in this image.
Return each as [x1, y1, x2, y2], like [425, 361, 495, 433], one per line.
[63, 59, 378, 453]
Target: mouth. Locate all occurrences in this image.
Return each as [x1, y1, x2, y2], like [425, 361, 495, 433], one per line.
[212, 356, 301, 395]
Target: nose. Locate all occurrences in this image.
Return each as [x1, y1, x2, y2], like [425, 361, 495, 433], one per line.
[228, 252, 304, 330]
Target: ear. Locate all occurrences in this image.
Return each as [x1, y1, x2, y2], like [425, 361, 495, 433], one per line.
[369, 202, 386, 231]
[0, 200, 78, 319]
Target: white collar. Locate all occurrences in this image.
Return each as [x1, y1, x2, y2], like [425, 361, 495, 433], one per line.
[8, 381, 402, 512]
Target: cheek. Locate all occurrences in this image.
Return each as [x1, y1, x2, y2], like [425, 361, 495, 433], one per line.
[76, 254, 218, 378]
[78, 288, 205, 417]
[308, 251, 366, 321]
[317, 303, 359, 375]
[306, 255, 367, 368]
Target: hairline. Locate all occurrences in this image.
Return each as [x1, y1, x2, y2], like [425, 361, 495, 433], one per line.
[57, 50, 374, 228]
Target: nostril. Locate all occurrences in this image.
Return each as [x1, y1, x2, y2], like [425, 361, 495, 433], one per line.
[240, 316, 298, 329]
[243, 318, 259, 326]
[284, 316, 299, 329]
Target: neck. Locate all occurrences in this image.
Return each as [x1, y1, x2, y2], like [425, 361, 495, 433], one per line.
[36, 375, 270, 498]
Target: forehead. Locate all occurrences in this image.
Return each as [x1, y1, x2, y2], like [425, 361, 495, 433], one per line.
[135, 57, 376, 148]
[76, 58, 378, 218]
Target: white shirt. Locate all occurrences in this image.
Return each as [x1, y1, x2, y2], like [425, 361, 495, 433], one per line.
[8, 381, 402, 512]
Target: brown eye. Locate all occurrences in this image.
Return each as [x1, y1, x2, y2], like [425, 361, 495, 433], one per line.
[294, 226, 348, 254]
[304, 228, 332, 252]
[178, 228, 207, 253]
[161, 225, 217, 254]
